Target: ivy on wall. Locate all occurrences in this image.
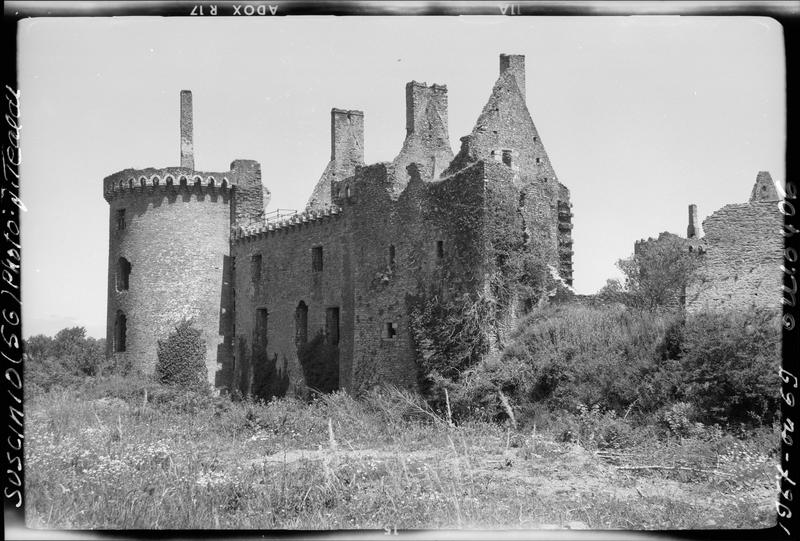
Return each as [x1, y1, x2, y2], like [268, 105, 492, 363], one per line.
[155, 319, 208, 392]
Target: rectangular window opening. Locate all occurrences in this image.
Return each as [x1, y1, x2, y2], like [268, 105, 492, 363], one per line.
[251, 254, 262, 284]
[436, 240, 444, 260]
[116, 209, 126, 231]
[502, 149, 513, 167]
[312, 246, 323, 272]
[384, 322, 397, 339]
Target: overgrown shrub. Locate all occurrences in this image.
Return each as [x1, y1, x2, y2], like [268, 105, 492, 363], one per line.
[616, 232, 700, 309]
[453, 303, 682, 420]
[296, 332, 339, 394]
[24, 327, 107, 393]
[678, 307, 781, 425]
[155, 319, 208, 392]
[447, 301, 780, 431]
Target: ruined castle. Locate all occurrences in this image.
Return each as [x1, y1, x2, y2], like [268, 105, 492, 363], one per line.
[104, 54, 574, 394]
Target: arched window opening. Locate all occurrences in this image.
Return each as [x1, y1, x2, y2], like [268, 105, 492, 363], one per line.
[116, 257, 132, 291]
[295, 301, 308, 346]
[114, 311, 127, 352]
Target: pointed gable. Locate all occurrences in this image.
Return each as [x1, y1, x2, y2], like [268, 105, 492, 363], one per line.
[443, 54, 558, 185]
[749, 170, 780, 202]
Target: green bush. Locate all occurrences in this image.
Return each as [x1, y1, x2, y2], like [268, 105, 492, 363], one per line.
[155, 319, 208, 392]
[456, 303, 681, 419]
[24, 327, 108, 394]
[678, 307, 781, 425]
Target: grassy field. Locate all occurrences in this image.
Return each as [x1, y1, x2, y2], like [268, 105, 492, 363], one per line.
[24, 379, 778, 531]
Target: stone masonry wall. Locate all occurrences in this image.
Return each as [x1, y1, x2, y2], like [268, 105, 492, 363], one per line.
[105, 183, 233, 384]
[231, 213, 350, 395]
[686, 201, 783, 313]
[342, 162, 488, 391]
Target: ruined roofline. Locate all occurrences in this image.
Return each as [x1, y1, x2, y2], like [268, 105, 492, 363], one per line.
[331, 108, 364, 116]
[103, 167, 234, 202]
[232, 205, 343, 242]
[407, 80, 447, 91]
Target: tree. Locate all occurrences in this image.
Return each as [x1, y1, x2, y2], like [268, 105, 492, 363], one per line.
[616, 232, 700, 309]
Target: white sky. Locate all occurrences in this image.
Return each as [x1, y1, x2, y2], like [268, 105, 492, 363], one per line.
[18, 16, 785, 338]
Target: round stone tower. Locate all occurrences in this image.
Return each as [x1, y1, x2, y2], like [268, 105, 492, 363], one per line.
[103, 90, 264, 385]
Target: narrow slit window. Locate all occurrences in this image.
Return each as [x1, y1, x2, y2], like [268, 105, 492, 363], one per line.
[255, 308, 268, 348]
[251, 254, 262, 284]
[116, 257, 131, 291]
[388, 244, 396, 269]
[436, 240, 444, 260]
[312, 246, 323, 272]
[295, 301, 308, 345]
[114, 311, 127, 352]
[116, 209, 126, 231]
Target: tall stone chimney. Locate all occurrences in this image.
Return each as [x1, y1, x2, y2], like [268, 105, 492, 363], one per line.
[687, 204, 700, 239]
[180, 90, 194, 170]
[500, 54, 526, 100]
[405, 81, 449, 137]
[330, 108, 364, 167]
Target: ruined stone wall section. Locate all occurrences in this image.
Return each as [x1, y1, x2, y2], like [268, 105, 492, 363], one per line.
[105, 189, 233, 384]
[229, 160, 268, 230]
[346, 162, 488, 391]
[686, 201, 783, 313]
[556, 182, 574, 286]
[392, 82, 454, 189]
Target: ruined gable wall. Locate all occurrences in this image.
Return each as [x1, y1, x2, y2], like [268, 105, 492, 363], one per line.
[686, 201, 783, 313]
[231, 212, 350, 395]
[444, 64, 572, 288]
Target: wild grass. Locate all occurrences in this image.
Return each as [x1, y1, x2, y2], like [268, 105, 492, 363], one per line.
[25, 377, 778, 531]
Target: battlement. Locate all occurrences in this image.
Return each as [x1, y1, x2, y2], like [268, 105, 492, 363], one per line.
[232, 205, 343, 242]
[103, 167, 234, 202]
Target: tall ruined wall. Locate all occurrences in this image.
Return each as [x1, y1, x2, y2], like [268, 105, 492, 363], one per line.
[104, 171, 234, 384]
[686, 201, 783, 313]
[231, 210, 350, 395]
[333, 162, 488, 391]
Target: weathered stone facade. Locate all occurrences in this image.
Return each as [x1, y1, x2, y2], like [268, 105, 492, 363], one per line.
[104, 54, 573, 393]
[685, 172, 784, 313]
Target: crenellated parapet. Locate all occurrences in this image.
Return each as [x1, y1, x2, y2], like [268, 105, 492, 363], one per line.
[103, 167, 234, 202]
[232, 205, 343, 242]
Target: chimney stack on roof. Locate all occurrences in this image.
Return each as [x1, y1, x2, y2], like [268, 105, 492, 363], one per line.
[500, 54, 526, 101]
[687, 204, 700, 239]
[180, 90, 194, 170]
